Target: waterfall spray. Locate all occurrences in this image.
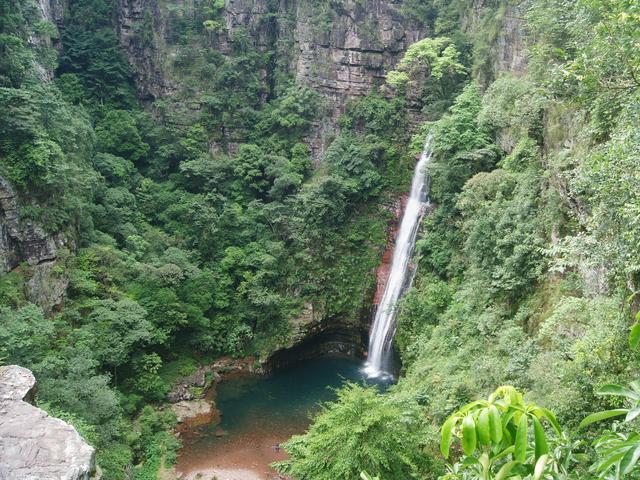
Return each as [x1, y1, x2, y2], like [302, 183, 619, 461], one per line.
[364, 135, 433, 378]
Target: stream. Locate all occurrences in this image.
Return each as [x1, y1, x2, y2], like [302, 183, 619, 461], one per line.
[176, 358, 391, 480]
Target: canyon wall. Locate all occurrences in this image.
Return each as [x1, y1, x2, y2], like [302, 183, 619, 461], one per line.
[115, 0, 429, 154]
[0, 176, 69, 314]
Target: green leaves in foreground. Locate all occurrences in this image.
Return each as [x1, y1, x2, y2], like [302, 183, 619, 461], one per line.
[579, 380, 640, 478]
[440, 385, 562, 479]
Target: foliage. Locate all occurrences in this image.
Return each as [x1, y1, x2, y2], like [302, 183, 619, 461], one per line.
[389, 37, 466, 87]
[580, 381, 640, 478]
[0, 304, 54, 366]
[275, 384, 439, 479]
[57, 0, 136, 107]
[440, 385, 562, 479]
[95, 110, 150, 164]
[388, 36, 469, 116]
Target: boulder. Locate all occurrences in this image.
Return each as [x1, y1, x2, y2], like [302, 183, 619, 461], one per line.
[170, 399, 216, 424]
[166, 367, 209, 403]
[0, 365, 97, 480]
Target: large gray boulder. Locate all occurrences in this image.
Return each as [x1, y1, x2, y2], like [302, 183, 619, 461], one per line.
[0, 365, 97, 480]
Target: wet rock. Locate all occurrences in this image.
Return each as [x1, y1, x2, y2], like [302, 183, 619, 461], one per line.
[0, 365, 97, 480]
[166, 368, 209, 403]
[166, 360, 259, 404]
[373, 196, 405, 306]
[210, 357, 262, 375]
[171, 399, 215, 424]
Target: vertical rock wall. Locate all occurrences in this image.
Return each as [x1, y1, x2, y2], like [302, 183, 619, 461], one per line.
[465, 0, 528, 82]
[114, 0, 529, 156]
[0, 177, 70, 313]
[115, 0, 429, 155]
[290, 0, 428, 154]
[1, 1, 72, 313]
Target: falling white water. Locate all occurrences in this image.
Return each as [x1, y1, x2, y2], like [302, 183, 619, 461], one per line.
[364, 135, 433, 378]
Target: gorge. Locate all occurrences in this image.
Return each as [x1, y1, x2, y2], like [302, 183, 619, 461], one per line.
[1, 0, 639, 479]
[172, 135, 433, 479]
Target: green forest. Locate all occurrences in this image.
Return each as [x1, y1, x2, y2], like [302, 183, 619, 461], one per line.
[0, 0, 638, 478]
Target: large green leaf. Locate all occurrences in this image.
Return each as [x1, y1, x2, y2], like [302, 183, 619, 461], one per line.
[626, 406, 640, 423]
[533, 454, 549, 480]
[462, 415, 477, 456]
[477, 408, 491, 446]
[535, 407, 562, 435]
[488, 405, 503, 444]
[514, 414, 528, 462]
[440, 415, 459, 458]
[598, 384, 640, 401]
[620, 443, 640, 474]
[491, 446, 515, 463]
[532, 416, 549, 459]
[579, 409, 628, 429]
[494, 461, 519, 480]
[594, 450, 627, 474]
[630, 321, 640, 349]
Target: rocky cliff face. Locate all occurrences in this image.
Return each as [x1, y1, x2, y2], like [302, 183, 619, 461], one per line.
[373, 196, 405, 306]
[0, 177, 69, 313]
[31, 0, 65, 80]
[115, 0, 428, 155]
[1, 1, 72, 313]
[492, 4, 527, 76]
[117, 0, 170, 101]
[290, 0, 427, 154]
[465, 0, 528, 82]
[36, 0, 65, 27]
[0, 365, 97, 480]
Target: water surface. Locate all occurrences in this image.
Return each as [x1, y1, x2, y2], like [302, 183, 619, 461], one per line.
[176, 358, 390, 480]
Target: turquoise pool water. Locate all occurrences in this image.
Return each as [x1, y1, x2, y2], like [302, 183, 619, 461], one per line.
[177, 357, 391, 479]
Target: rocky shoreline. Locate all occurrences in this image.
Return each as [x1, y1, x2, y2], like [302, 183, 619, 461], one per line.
[166, 357, 263, 427]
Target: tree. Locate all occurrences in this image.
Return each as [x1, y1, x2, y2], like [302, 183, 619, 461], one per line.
[95, 110, 149, 163]
[387, 37, 467, 101]
[275, 384, 435, 480]
[77, 298, 154, 369]
[57, 0, 135, 107]
[0, 304, 54, 366]
[232, 144, 271, 195]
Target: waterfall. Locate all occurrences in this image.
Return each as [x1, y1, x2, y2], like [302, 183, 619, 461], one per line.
[364, 135, 433, 378]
